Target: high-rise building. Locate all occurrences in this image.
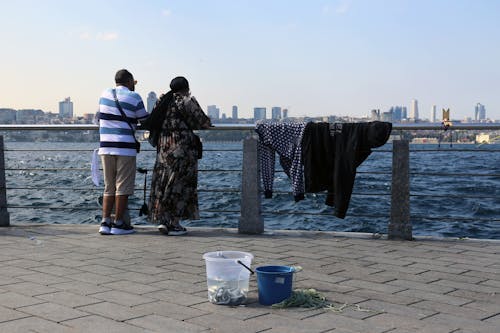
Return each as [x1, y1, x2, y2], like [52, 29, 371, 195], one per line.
[147, 91, 157, 113]
[381, 111, 393, 122]
[410, 99, 419, 121]
[253, 107, 266, 121]
[430, 105, 437, 123]
[271, 107, 282, 120]
[389, 106, 404, 122]
[59, 97, 73, 119]
[232, 105, 238, 119]
[282, 108, 288, 119]
[207, 105, 220, 120]
[402, 106, 407, 119]
[475, 103, 486, 121]
[370, 109, 380, 121]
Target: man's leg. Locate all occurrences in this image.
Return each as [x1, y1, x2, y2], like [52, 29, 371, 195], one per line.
[99, 155, 116, 235]
[102, 195, 115, 220]
[114, 195, 128, 222]
[110, 156, 136, 235]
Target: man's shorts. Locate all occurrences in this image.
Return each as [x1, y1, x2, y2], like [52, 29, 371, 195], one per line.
[101, 155, 136, 196]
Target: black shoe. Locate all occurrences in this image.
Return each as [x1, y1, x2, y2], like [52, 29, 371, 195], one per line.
[167, 224, 187, 236]
[110, 223, 135, 235]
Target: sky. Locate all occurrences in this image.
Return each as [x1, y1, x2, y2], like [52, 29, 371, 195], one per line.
[1, 0, 499, 120]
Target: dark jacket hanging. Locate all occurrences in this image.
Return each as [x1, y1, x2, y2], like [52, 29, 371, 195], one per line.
[302, 121, 392, 218]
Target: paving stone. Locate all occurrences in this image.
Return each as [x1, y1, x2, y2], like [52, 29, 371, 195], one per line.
[301, 311, 388, 332]
[422, 313, 500, 333]
[77, 301, 150, 321]
[447, 289, 500, 305]
[76, 264, 126, 275]
[187, 313, 271, 332]
[339, 279, 406, 294]
[0, 316, 74, 333]
[54, 280, 112, 295]
[92, 290, 157, 307]
[133, 300, 210, 321]
[36, 291, 102, 308]
[357, 299, 436, 320]
[18, 302, 89, 322]
[1, 281, 59, 296]
[127, 314, 209, 332]
[387, 279, 456, 294]
[0, 305, 30, 322]
[18, 272, 72, 285]
[142, 289, 208, 306]
[431, 279, 499, 294]
[109, 271, 166, 284]
[63, 314, 154, 333]
[149, 278, 208, 294]
[0, 291, 46, 308]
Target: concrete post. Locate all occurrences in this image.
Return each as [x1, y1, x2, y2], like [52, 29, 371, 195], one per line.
[389, 140, 411, 240]
[0, 136, 10, 227]
[239, 135, 264, 234]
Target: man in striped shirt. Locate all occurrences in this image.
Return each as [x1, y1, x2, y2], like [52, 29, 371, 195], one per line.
[97, 69, 149, 235]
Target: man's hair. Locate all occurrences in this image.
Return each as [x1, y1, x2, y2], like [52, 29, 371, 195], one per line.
[115, 69, 133, 85]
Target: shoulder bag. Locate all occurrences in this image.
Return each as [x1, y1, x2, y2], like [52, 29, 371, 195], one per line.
[112, 89, 141, 153]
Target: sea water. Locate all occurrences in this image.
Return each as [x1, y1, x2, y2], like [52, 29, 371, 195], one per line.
[207, 278, 249, 305]
[3, 141, 500, 239]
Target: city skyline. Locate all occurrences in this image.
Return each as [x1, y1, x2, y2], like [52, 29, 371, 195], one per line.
[1, 1, 499, 120]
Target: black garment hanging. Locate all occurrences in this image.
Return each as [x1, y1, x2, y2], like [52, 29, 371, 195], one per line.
[302, 121, 392, 218]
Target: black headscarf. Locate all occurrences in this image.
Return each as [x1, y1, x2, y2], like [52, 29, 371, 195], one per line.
[142, 77, 190, 147]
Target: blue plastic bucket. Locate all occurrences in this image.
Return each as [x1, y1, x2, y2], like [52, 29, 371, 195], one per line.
[255, 266, 295, 305]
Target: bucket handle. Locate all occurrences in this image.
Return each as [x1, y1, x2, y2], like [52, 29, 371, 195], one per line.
[237, 260, 254, 275]
[218, 252, 254, 275]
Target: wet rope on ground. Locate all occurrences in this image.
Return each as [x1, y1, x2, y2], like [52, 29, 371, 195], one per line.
[270, 288, 378, 313]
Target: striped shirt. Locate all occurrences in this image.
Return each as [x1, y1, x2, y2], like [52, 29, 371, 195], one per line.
[98, 86, 149, 156]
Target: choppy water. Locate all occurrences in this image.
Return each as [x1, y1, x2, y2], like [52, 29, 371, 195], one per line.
[4, 141, 500, 239]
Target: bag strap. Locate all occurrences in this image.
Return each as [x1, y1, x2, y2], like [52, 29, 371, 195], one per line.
[112, 89, 139, 144]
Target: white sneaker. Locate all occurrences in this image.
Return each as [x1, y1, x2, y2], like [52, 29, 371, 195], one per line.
[110, 223, 136, 235]
[99, 222, 111, 235]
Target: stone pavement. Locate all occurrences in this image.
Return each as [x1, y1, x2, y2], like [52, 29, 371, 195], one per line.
[0, 225, 499, 333]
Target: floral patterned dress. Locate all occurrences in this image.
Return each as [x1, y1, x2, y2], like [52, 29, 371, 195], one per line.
[149, 93, 211, 224]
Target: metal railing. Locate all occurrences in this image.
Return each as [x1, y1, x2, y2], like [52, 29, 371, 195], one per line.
[0, 123, 499, 240]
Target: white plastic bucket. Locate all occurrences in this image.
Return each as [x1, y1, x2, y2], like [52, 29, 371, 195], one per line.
[202, 251, 254, 305]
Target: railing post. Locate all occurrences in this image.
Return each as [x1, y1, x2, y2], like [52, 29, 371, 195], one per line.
[239, 135, 264, 234]
[389, 140, 411, 240]
[0, 136, 10, 227]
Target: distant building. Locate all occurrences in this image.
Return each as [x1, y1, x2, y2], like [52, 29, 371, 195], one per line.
[232, 105, 238, 119]
[430, 105, 437, 123]
[370, 109, 380, 121]
[253, 107, 266, 121]
[282, 108, 288, 119]
[59, 97, 73, 119]
[271, 107, 282, 120]
[147, 91, 157, 113]
[207, 105, 220, 120]
[410, 99, 419, 121]
[381, 111, 393, 122]
[475, 103, 486, 121]
[0, 108, 17, 124]
[17, 109, 44, 124]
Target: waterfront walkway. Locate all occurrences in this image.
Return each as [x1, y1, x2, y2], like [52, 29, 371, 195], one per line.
[0, 225, 499, 333]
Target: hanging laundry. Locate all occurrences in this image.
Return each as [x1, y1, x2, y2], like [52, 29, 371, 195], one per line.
[255, 122, 308, 202]
[302, 121, 392, 218]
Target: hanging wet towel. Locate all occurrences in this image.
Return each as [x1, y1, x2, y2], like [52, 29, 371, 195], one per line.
[91, 149, 101, 186]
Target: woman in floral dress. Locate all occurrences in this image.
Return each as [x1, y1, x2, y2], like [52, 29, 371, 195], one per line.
[148, 77, 212, 235]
